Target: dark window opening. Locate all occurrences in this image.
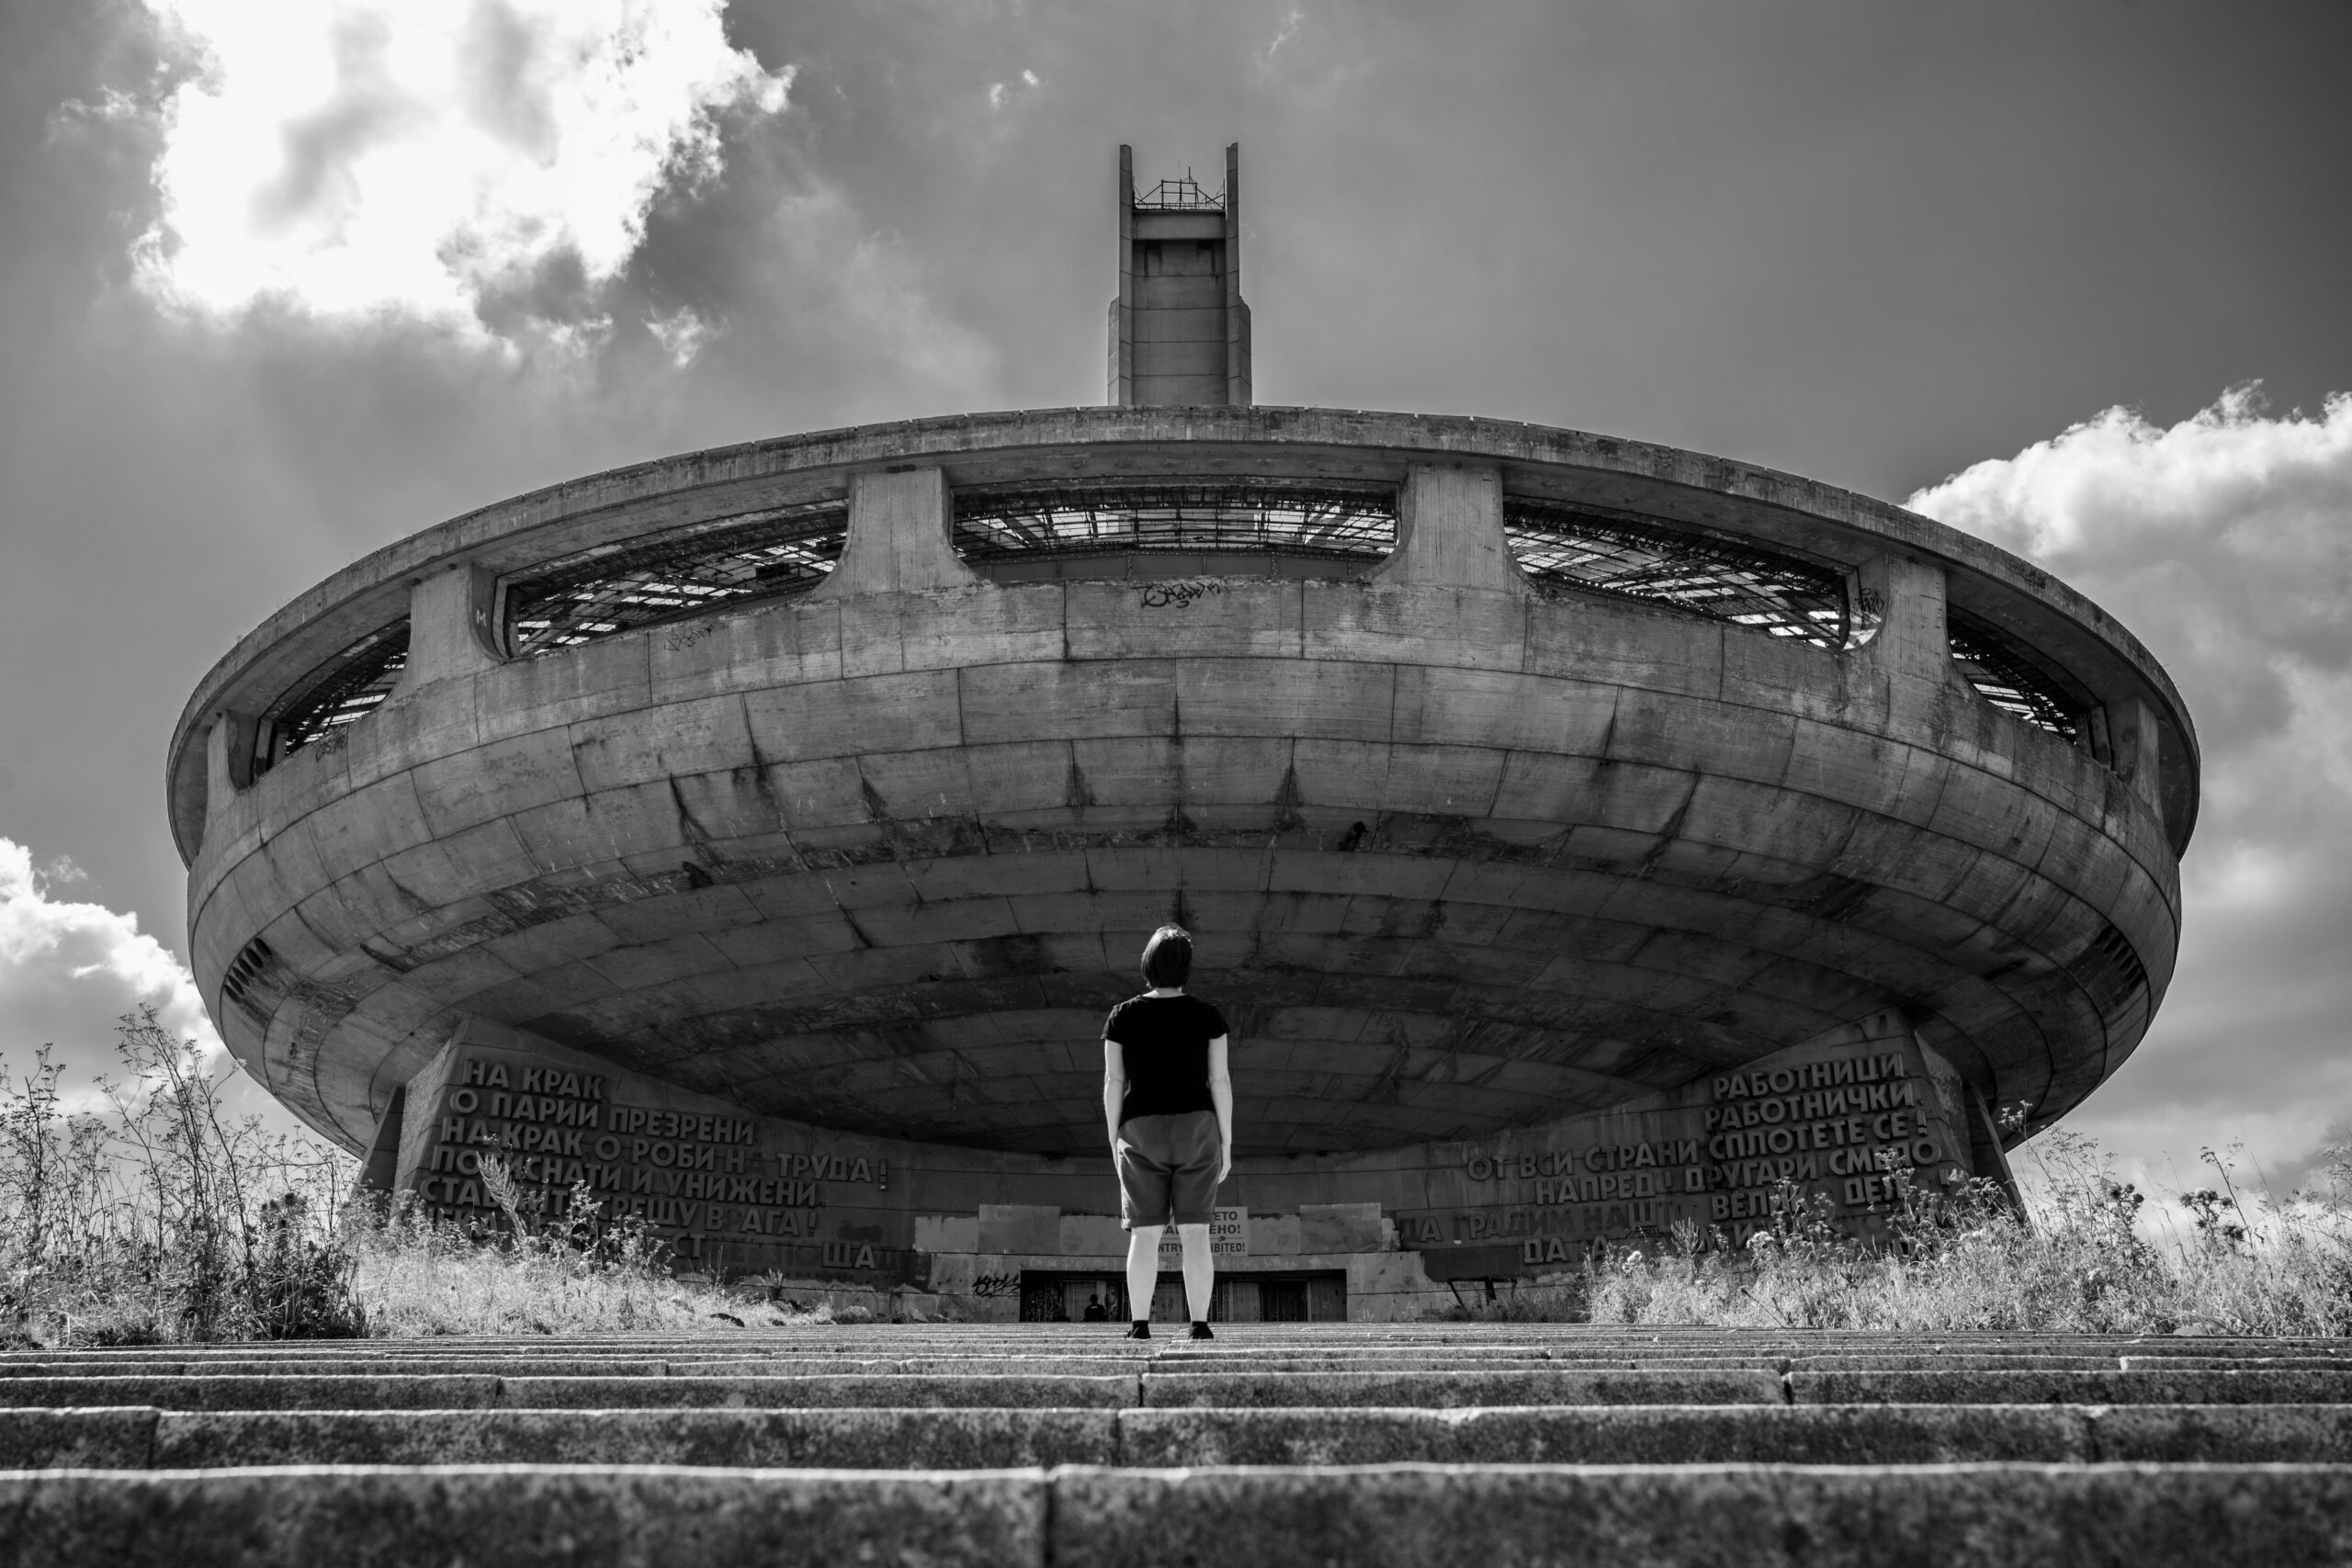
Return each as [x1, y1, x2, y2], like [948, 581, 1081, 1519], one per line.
[504, 502, 849, 659]
[255, 621, 411, 773]
[1503, 499, 1849, 649]
[955, 481, 1396, 564]
[219, 934, 296, 1028]
[1948, 611, 2082, 743]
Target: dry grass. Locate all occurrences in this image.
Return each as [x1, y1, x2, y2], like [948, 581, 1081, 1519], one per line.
[0, 1016, 858, 1347]
[337, 1190, 839, 1337]
[1434, 1132, 2352, 1334]
[16, 1018, 2348, 1341]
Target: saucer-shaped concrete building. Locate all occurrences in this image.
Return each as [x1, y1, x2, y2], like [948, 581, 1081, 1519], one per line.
[169, 147, 2196, 1318]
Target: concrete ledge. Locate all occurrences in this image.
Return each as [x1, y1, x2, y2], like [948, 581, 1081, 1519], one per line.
[492, 1374, 1140, 1409]
[147, 1409, 1118, 1470]
[1115, 1405, 2096, 1465]
[2088, 1404, 2352, 1463]
[18, 1404, 2352, 1471]
[1140, 1370, 1787, 1408]
[0, 1373, 1138, 1413]
[1792, 1371, 2352, 1405]
[0, 1467, 1046, 1568]
[1047, 1463, 2352, 1568]
[0, 1378, 503, 1412]
[8, 1464, 2350, 1568]
[0, 1359, 671, 1381]
[0, 1410, 157, 1470]
[50, 1403, 2352, 1471]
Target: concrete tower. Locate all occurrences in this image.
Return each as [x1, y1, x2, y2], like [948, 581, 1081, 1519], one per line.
[1108, 144, 1251, 406]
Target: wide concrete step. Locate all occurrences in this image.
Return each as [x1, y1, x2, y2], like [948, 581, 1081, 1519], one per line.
[3, 1338, 2338, 1375]
[4, 1463, 2349, 1567]
[12, 1364, 2352, 1411]
[16, 1349, 2347, 1378]
[9, 1404, 2352, 1470]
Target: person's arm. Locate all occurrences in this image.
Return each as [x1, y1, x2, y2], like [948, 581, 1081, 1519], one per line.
[1102, 1037, 1127, 1154]
[1207, 1034, 1233, 1182]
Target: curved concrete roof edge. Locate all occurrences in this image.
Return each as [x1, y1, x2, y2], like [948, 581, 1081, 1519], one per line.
[168, 404, 2200, 862]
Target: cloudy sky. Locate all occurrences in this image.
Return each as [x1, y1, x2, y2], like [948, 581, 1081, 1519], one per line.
[1, 0, 2346, 1191]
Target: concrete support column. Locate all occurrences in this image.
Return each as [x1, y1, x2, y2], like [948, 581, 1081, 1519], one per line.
[811, 467, 978, 599]
[1852, 552, 1951, 690]
[2104, 695, 2164, 812]
[397, 564, 505, 694]
[1370, 463, 1527, 595]
[204, 709, 260, 807]
[358, 1085, 407, 1195]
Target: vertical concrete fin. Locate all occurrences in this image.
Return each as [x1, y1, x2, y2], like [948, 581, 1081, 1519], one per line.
[195, 708, 258, 853]
[1852, 552, 1951, 689]
[205, 709, 260, 801]
[1108, 144, 1135, 406]
[399, 564, 505, 694]
[810, 467, 979, 599]
[1224, 141, 1250, 407]
[2106, 695, 2163, 813]
[1370, 464, 1528, 596]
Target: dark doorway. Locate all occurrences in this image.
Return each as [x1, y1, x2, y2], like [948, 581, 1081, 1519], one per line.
[1017, 1270, 1348, 1323]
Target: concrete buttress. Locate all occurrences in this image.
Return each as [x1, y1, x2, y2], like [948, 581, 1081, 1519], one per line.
[398, 565, 505, 693]
[1373, 464, 1526, 595]
[812, 468, 976, 599]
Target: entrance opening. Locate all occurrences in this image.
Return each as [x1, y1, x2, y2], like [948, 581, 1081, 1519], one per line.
[1017, 1270, 1347, 1324]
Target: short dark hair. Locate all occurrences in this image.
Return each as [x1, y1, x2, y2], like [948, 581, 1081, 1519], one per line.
[1141, 925, 1193, 988]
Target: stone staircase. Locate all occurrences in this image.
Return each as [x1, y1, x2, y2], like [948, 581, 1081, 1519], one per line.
[6, 1324, 2352, 1564]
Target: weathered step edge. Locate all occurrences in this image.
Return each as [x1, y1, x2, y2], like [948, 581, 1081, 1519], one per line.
[10, 1405, 2352, 1472]
[6, 1464, 2352, 1568]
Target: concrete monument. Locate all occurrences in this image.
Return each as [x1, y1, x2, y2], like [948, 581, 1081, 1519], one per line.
[169, 147, 2196, 1319]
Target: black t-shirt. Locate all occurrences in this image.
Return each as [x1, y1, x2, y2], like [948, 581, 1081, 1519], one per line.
[1104, 993, 1228, 1122]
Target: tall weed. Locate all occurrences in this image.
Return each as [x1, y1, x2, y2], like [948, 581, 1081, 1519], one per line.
[2, 1010, 358, 1346]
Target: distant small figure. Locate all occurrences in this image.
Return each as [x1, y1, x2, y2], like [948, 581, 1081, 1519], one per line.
[1083, 1294, 1108, 1322]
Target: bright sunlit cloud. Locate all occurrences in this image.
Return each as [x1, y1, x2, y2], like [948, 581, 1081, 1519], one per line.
[132, 0, 791, 339]
[0, 838, 220, 1101]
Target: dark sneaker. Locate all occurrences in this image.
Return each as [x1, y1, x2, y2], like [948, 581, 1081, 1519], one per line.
[1189, 1321, 1215, 1340]
[1124, 1321, 1151, 1339]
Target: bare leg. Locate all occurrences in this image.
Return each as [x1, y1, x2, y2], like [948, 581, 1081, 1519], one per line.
[1177, 1223, 1214, 1322]
[1125, 1225, 1164, 1321]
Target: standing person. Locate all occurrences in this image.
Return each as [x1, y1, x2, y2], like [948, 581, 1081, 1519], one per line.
[1102, 925, 1233, 1340]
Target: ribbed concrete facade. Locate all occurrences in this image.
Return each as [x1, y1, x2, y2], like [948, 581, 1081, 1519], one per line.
[168, 400, 2194, 1312]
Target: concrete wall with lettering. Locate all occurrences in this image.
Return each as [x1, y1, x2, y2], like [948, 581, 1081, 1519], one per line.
[386, 1008, 1982, 1319]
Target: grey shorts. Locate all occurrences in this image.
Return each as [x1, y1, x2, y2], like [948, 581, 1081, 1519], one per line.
[1116, 1111, 1221, 1229]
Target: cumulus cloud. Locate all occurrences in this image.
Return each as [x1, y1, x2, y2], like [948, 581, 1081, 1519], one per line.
[130, 0, 791, 342]
[1908, 388, 2352, 1190]
[0, 837, 220, 1103]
